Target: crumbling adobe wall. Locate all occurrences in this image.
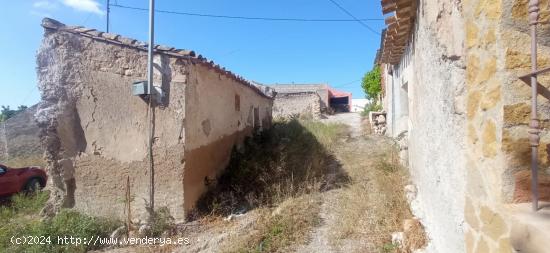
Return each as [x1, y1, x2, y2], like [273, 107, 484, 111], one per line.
[183, 63, 273, 212]
[0, 105, 42, 162]
[36, 19, 187, 221]
[0, 122, 6, 160]
[272, 92, 321, 119]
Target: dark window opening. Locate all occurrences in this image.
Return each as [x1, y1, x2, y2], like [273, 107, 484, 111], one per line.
[235, 94, 240, 111]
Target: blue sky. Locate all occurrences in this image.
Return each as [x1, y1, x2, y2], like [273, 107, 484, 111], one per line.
[0, 0, 384, 108]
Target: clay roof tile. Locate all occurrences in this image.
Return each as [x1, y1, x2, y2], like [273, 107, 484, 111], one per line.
[40, 17, 273, 99]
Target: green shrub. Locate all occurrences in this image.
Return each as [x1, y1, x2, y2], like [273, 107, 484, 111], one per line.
[0, 192, 120, 253]
[151, 207, 175, 237]
[361, 102, 383, 117]
[10, 192, 49, 214]
[361, 66, 381, 100]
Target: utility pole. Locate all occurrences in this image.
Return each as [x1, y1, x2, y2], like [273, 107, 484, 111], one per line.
[146, 0, 156, 222]
[106, 0, 110, 32]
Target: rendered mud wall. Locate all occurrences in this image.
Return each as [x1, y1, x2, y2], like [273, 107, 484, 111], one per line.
[272, 92, 321, 119]
[37, 18, 273, 222]
[408, 1, 467, 252]
[183, 63, 273, 211]
[36, 20, 187, 221]
[382, 1, 467, 252]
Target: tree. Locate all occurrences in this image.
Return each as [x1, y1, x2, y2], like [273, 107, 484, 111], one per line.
[0, 105, 28, 123]
[361, 66, 381, 101]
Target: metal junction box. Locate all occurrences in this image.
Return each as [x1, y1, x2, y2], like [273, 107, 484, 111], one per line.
[132, 81, 149, 96]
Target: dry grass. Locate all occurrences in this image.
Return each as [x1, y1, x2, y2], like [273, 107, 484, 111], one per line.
[193, 119, 348, 252]
[329, 138, 425, 253]
[193, 119, 348, 217]
[361, 117, 373, 135]
[223, 195, 322, 253]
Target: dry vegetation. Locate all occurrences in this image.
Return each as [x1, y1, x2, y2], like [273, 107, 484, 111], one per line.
[193, 119, 348, 252]
[223, 195, 323, 253]
[324, 116, 426, 253]
[329, 142, 414, 252]
[193, 116, 426, 253]
[0, 115, 425, 253]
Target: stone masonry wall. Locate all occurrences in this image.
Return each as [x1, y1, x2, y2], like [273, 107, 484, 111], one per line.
[271, 84, 329, 112]
[272, 92, 321, 119]
[464, 0, 550, 252]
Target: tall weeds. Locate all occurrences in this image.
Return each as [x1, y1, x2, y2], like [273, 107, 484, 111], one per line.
[194, 119, 348, 217]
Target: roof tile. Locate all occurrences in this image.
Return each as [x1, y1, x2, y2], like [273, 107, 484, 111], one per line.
[40, 17, 273, 99]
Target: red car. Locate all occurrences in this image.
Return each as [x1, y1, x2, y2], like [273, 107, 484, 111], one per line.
[0, 163, 47, 197]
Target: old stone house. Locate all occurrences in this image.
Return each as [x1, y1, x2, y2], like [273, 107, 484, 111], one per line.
[272, 91, 323, 119]
[270, 83, 353, 118]
[377, 0, 549, 252]
[36, 18, 273, 222]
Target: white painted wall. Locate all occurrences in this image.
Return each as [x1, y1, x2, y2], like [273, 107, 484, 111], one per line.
[351, 98, 370, 112]
[383, 42, 412, 138]
[381, 1, 466, 252]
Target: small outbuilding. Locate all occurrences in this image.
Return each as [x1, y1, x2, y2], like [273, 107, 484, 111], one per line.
[269, 83, 352, 118]
[37, 18, 274, 221]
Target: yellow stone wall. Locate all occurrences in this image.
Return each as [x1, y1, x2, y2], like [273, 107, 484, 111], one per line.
[464, 0, 550, 252]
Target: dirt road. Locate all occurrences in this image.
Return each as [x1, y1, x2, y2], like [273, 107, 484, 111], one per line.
[96, 113, 411, 253]
[296, 112, 400, 252]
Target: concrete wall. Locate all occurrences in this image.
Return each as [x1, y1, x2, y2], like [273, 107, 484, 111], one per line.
[351, 98, 369, 112]
[272, 92, 321, 119]
[183, 63, 273, 211]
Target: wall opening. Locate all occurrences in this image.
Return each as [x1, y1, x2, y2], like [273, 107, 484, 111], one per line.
[401, 81, 409, 116]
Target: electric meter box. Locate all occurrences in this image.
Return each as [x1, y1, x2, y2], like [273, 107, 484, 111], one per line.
[132, 81, 149, 96]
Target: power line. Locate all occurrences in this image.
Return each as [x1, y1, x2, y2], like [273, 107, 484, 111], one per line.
[110, 4, 383, 22]
[327, 0, 380, 35]
[334, 78, 361, 88]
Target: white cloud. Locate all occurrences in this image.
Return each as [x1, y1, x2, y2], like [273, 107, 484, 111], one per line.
[33, 0, 58, 10]
[30, 10, 52, 18]
[61, 0, 105, 16]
